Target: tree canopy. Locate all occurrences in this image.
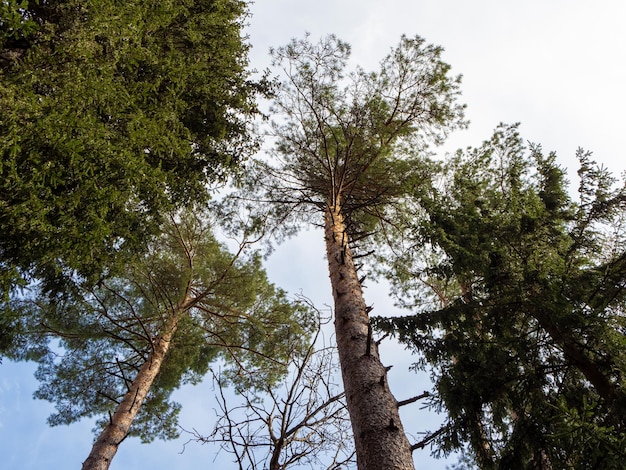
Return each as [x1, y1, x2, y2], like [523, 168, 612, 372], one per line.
[7, 210, 313, 467]
[375, 124, 626, 468]
[0, 0, 264, 293]
[6, 5, 624, 466]
[237, 33, 465, 240]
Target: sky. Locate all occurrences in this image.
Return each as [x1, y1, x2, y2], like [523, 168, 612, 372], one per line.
[1, 1, 625, 469]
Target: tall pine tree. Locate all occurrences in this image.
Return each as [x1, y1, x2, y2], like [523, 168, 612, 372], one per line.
[10, 211, 312, 470]
[236, 34, 465, 469]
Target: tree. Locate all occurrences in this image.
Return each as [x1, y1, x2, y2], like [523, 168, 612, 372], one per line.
[10, 210, 313, 470]
[236, 34, 465, 469]
[193, 307, 355, 470]
[375, 125, 626, 468]
[0, 0, 264, 294]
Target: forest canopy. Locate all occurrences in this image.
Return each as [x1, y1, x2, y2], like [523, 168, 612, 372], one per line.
[1, 2, 625, 468]
[0, 0, 265, 293]
[375, 124, 626, 468]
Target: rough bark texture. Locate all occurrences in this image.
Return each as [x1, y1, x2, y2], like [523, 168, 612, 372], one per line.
[82, 308, 184, 470]
[324, 205, 415, 470]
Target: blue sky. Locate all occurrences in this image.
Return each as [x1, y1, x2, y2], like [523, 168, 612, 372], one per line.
[2, 1, 625, 469]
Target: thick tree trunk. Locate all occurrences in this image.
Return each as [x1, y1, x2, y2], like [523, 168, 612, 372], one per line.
[324, 204, 415, 470]
[82, 306, 184, 470]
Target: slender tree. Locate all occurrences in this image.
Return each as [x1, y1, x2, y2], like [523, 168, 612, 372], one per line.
[10, 210, 312, 470]
[237, 34, 465, 469]
[375, 125, 626, 468]
[0, 0, 265, 295]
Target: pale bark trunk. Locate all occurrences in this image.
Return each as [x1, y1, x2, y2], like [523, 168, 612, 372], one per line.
[324, 204, 415, 470]
[82, 306, 184, 470]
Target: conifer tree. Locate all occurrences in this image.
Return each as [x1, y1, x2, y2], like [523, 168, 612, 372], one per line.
[376, 125, 626, 468]
[10, 211, 312, 470]
[237, 34, 465, 469]
[0, 0, 264, 294]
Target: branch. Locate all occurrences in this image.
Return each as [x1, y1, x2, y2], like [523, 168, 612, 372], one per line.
[97, 390, 121, 405]
[284, 392, 346, 438]
[352, 249, 375, 259]
[397, 391, 430, 408]
[411, 425, 447, 452]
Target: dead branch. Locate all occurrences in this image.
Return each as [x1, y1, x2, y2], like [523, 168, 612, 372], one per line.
[397, 391, 430, 408]
[410, 425, 447, 452]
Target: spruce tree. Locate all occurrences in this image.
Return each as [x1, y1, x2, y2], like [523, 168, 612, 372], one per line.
[376, 125, 626, 468]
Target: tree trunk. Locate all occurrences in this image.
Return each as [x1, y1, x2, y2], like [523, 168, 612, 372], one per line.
[324, 204, 415, 470]
[269, 436, 284, 470]
[82, 306, 184, 470]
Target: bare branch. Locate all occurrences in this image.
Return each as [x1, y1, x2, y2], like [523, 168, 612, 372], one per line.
[410, 426, 447, 452]
[397, 391, 430, 408]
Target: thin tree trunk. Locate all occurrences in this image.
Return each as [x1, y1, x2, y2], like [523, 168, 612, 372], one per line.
[269, 436, 284, 470]
[324, 204, 415, 470]
[82, 307, 184, 470]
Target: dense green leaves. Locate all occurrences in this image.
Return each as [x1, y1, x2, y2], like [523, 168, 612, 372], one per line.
[0, 0, 264, 292]
[375, 125, 626, 468]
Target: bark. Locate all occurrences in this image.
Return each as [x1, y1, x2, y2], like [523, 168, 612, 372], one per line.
[269, 436, 284, 470]
[469, 412, 496, 470]
[82, 303, 186, 470]
[324, 204, 415, 470]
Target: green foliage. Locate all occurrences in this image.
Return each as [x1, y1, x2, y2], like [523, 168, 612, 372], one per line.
[0, 0, 38, 43]
[237, 33, 465, 243]
[375, 125, 626, 468]
[0, 0, 264, 293]
[11, 211, 313, 442]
